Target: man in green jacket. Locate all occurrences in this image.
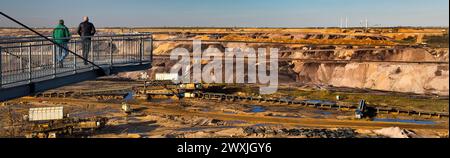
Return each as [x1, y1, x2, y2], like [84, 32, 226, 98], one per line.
[52, 19, 71, 68]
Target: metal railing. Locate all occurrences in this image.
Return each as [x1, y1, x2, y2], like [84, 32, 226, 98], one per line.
[0, 34, 153, 88]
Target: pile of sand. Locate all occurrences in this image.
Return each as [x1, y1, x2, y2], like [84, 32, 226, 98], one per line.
[373, 127, 418, 138]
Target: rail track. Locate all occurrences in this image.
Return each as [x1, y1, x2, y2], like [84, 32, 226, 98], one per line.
[192, 92, 449, 119]
[149, 39, 448, 64]
[152, 55, 449, 64]
[31, 87, 450, 119]
[153, 39, 402, 47]
[13, 97, 449, 130]
[34, 88, 133, 99]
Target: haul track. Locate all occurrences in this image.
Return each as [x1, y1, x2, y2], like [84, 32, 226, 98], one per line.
[14, 97, 449, 131]
[192, 92, 449, 119]
[32, 88, 449, 119]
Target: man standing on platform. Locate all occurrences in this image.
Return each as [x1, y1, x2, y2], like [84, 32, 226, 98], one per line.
[77, 16, 96, 65]
[52, 19, 71, 68]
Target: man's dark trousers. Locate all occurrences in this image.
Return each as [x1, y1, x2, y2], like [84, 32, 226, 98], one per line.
[82, 37, 91, 65]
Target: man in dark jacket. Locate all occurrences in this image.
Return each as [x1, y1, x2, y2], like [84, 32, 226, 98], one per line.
[77, 16, 96, 65]
[52, 19, 71, 68]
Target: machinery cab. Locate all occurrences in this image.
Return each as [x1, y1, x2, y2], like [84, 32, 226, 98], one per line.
[355, 100, 367, 119]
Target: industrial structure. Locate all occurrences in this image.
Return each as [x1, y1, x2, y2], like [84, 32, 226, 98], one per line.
[0, 12, 153, 101]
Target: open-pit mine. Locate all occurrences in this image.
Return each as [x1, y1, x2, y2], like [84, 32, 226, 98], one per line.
[0, 27, 448, 138]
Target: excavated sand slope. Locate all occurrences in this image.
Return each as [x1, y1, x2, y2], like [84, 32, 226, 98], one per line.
[292, 62, 448, 95]
[290, 48, 449, 95]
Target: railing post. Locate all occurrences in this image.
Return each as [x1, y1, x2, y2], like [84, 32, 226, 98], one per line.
[19, 42, 23, 72]
[141, 36, 146, 62]
[109, 37, 113, 67]
[73, 41, 77, 74]
[28, 43, 32, 83]
[122, 36, 125, 64]
[150, 34, 153, 63]
[40, 41, 43, 65]
[0, 46, 2, 88]
[52, 44, 56, 78]
[139, 37, 143, 65]
[90, 39, 94, 70]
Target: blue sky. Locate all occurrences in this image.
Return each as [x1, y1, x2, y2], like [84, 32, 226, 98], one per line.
[0, 0, 448, 27]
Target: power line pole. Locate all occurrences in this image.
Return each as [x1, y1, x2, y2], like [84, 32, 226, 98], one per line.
[365, 18, 369, 29]
[345, 17, 349, 28]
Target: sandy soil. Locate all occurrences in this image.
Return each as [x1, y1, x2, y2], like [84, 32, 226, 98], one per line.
[0, 78, 447, 138]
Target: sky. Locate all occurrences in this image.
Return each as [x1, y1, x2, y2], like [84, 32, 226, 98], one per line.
[0, 0, 449, 28]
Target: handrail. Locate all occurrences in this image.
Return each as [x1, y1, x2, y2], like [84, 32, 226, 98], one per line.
[0, 12, 106, 75]
[0, 33, 152, 40]
[153, 39, 416, 47]
[0, 36, 149, 49]
[1, 30, 153, 89]
[0, 34, 152, 45]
